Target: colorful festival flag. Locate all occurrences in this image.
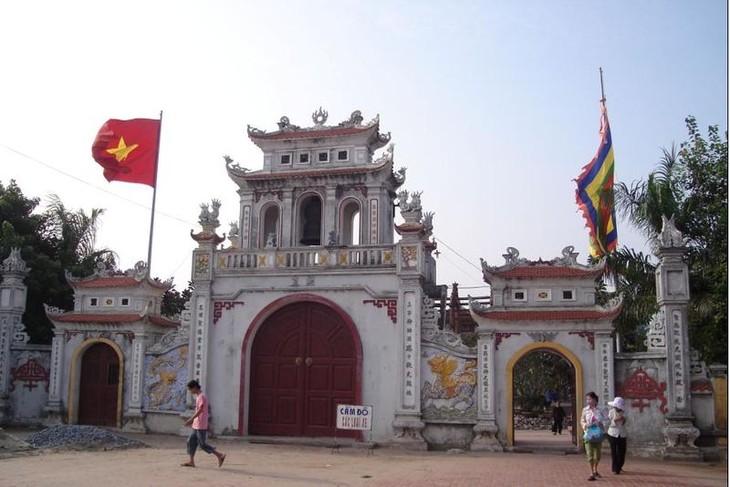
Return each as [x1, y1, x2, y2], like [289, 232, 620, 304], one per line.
[92, 118, 160, 187]
[574, 101, 618, 257]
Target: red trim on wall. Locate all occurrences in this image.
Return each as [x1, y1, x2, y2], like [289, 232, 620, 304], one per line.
[363, 299, 397, 324]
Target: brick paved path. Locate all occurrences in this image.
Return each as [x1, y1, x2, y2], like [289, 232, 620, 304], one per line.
[1, 429, 725, 487]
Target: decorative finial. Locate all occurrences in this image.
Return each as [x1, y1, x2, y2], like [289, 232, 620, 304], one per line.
[312, 107, 328, 126]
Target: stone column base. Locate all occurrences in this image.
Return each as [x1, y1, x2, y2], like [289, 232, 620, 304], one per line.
[391, 416, 427, 451]
[43, 403, 65, 426]
[0, 397, 11, 423]
[471, 421, 503, 452]
[663, 421, 701, 460]
[122, 413, 147, 434]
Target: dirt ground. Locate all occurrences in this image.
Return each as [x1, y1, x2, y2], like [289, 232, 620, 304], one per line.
[0, 428, 726, 487]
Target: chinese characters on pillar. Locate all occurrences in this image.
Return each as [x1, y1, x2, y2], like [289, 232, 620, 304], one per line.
[131, 339, 143, 404]
[241, 206, 251, 248]
[671, 310, 686, 409]
[601, 341, 611, 403]
[479, 339, 492, 415]
[403, 293, 416, 408]
[369, 199, 379, 243]
[194, 298, 206, 383]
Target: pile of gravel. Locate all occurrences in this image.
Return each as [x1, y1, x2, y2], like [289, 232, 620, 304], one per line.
[26, 425, 146, 451]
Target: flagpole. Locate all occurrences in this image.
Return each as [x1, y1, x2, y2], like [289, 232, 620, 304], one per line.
[146, 110, 163, 277]
[599, 67, 606, 103]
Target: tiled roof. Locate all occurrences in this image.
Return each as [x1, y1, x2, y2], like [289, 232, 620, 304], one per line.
[495, 266, 601, 278]
[248, 125, 371, 140]
[240, 160, 389, 181]
[52, 313, 142, 323]
[149, 315, 180, 328]
[50, 313, 178, 328]
[72, 277, 140, 288]
[472, 308, 620, 321]
[70, 276, 169, 290]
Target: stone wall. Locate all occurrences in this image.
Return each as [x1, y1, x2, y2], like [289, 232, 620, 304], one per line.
[7, 344, 51, 425]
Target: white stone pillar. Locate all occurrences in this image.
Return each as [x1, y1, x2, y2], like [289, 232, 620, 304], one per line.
[324, 187, 337, 245]
[595, 332, 615, 405]
[0, 248, 29, 422]
[0, 317, 12, 420]
[123, 333, 147, 432]
[44, 330, 65, 424]
[471, 331, 502, 451]
[391, 281, 427, 450]
[191, 291, 211, 391]
[655, 236, 700, 460]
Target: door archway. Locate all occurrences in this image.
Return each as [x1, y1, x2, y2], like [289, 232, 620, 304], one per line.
[506, 342, 583, 447]
[77, 342, 121, 427]
[248, 299, 360, 437]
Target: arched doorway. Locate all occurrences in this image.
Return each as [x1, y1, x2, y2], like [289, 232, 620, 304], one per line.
[78, 342, 121, 427]
[512, 349, 576, 448]
[506, 342, 583, 447]
[248, 301, 359, 437]
[298, 195, 322, 246]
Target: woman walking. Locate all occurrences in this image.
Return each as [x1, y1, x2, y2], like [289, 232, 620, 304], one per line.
[580, 391, 607, 481]
[607, 396, 628, 474]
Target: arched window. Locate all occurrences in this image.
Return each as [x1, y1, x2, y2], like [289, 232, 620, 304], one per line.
[261, 204, 280, 248]
[341, 200, 361, 246]
[299, 195, 322, 246]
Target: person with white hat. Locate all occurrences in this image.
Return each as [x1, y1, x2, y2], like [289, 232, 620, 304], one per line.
[607, 396, 628, 474]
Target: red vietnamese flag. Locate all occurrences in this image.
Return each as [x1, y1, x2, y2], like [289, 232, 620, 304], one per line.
[91, 118, 160, 187]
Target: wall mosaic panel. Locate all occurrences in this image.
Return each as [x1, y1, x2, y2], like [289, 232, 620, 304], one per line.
[143, 345, 188, 412]
[421, 346, 477, 421]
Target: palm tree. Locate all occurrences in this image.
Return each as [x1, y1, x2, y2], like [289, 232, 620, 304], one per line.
[44, 194, 117, 275]
[615, 145, 683, 240]
[592, 149, 684, 352]
[605, 117, 727, 363]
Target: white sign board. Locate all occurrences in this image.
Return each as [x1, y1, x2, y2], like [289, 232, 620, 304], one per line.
[336, 404, 373, 431]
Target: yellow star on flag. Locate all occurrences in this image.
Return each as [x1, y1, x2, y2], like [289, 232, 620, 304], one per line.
[106, 137, 139, 163]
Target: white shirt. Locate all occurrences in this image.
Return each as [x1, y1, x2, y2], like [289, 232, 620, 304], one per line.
[607, 408, 628, 438]
[580, 405, 608, 432]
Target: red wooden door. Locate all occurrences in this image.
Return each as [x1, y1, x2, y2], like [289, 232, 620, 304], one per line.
[78, 343, 119, 427]
[249, 302, 357, 437]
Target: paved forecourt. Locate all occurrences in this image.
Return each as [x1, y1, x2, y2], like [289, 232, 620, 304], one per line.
[1, 430, 726, 487]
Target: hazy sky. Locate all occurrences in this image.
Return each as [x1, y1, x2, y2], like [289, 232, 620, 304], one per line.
[1, 1, 726, 293]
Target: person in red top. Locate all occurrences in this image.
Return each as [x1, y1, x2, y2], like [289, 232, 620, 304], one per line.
[181, 380, 226, 468]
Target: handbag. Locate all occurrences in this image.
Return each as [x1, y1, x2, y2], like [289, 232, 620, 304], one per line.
[583, 423, 604, 443]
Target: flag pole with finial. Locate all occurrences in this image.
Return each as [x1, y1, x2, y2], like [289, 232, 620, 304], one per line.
[146, 110, 163, 276]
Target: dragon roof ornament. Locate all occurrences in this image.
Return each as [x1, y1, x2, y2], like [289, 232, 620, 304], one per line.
[481, 246, 602, 272]
[375, 143, 395, 165]
[224, 155, 250, 176]
[338, 110, 364, 127]
[247, 108, 380, 136]
[551, 246, 580, 266]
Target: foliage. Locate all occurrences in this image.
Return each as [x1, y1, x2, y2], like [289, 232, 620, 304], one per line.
[0, 181, 118, 343]
[609, 117, 727, 363]
[0, 180, 194, 343]
[161, 281, 193, 317]
[513, 350, 573, 413]
[596, 249, 658, 353]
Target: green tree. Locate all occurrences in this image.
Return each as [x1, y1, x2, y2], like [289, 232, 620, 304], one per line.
[513, 351, 573, 413]
[161, 281, 193, 317]
[0, 181, 118, 343]
[1, 180, 191, 342]
[610, 117, 727, 363]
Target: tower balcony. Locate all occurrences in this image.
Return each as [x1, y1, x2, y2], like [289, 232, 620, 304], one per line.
[214, 244, 397, 274]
